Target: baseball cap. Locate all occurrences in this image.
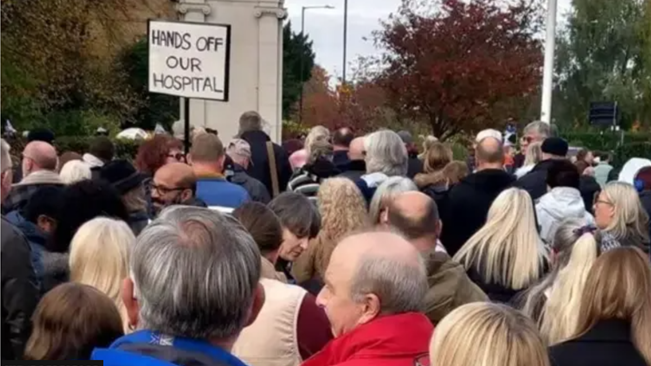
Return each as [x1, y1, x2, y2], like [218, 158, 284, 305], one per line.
[227, 139, 253, 164]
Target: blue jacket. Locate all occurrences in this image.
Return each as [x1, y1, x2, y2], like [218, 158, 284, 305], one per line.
[196, 178, 249, 210]
[92, 330, 249, 366]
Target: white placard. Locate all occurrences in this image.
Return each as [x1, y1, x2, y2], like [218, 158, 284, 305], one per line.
[148, 20, 230, 101]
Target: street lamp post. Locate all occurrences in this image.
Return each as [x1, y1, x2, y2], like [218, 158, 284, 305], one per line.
[540, 0, 558, 124]
[300, 5, 335, 125]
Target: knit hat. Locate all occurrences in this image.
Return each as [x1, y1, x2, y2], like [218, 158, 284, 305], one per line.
[99, 160, 147, 194]
[541, 137, 569, 157]
[476, 129, 503, 143]
[397, 131, 414, 145]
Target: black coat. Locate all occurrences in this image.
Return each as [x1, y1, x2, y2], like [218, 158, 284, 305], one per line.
[641, 191, 651, 245]
[440, 169, 515, 256]
[465, 266, 524, 304]
[580, 175, 601, 215]
[549, 319, 647, 366]
[337, 160, 366, 182]
[1, 217, 39, 360]
[407, 155, 423, 179]
[240, 130, 292, 196]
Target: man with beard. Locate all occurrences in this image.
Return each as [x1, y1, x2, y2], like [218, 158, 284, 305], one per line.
[150, 162, 205, 215]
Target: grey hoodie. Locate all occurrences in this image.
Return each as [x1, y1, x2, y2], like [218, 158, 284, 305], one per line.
[536, 187, 595, 245]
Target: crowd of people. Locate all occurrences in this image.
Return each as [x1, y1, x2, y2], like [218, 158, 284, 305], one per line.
[1, 114, 651, 366]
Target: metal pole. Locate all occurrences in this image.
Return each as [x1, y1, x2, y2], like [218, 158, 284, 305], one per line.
[540, 0, 557, 124]
[300, 7, 306, 125]
[184, 97, 191, 154]
[342, 0, 348, 84]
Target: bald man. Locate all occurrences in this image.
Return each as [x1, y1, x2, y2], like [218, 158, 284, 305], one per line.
[306, 231, 433, 366]
[387, 192, 488, 323]
[337, 137, 367, 181]
[151, 162, 204, 215]
[4, 141, 63, 213]
[440, 136, 515, 256]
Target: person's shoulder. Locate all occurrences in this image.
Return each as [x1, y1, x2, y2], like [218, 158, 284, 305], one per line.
[1, 216, 28, 248]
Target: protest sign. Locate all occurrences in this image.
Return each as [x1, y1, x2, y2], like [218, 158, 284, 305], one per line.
[148, 20, 231, 101]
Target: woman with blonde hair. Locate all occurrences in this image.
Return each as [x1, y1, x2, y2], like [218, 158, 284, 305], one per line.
[593, 181, 650, 251]
[521, 218, 601, 344]
[515, 141, 543, 178]
[289, 126, 330, 170]
[453, 188, 548, 303]
[369, 176, 418, 225]
[292, 177, 368, 290]
[429, 302, 550, 366]
[69, 217, 134, 332]
[549, 247, 651, 366]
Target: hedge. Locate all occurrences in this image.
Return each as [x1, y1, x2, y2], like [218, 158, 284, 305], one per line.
[8, 136, 142, 161]
[561, 132, 651, 152]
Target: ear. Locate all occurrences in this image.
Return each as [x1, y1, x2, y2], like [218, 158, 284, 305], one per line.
[380, 207, 390, 226]
[181, 189, 193, 202]
[121, 278, 140, 330]
[244, 283, 265, 328]
[435, 219, 442, 238]
[357, 293, 381, 325]
[218, 155, 226, 168]
[36, 215, 55, 234]
[186, 154, 193, 165]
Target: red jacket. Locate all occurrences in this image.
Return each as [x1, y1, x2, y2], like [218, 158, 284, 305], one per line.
[302, 312, 434, 366]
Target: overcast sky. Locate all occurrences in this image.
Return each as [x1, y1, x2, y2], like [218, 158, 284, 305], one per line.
[285, 0, 573, 82]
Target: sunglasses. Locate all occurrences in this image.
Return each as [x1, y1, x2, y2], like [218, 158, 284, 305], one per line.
[167, 152, 186, 162]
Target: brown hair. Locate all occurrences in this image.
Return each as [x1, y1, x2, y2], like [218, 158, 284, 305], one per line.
[190, 133, 224, 163]
[233, 202, 283, 255]
[25, 283, 124, 360]
[135, 135, 183, 175]
[423, 142, 453, 174]
[575, 160, 589, 175]
[442, 161, 469, 185]
[572, 247, 651, 364]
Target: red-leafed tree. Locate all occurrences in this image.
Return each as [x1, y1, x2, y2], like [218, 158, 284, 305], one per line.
[376, 0, 544, 140]
[296, 64, 392, 133]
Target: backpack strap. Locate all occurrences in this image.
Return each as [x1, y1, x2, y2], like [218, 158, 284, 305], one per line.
[266, 141, 280, 197]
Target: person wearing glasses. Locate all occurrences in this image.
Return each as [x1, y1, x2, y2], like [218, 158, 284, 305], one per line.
[150, 162, 205, 216]
[514, 121, 551, 169]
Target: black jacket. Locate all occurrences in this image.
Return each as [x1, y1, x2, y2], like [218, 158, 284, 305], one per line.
[549, 319, 647, 366]
[515, 159, 556, 200]
[465, 266, 524, 304]
[580, 175, 601, 215]
[407, 155, 423, 179]
[127, 210, 150, 236]
[333, 150, 350, 167]
[337, 160, 366, 182]
[1, 217, 39, 360]
[227, 164, 271, 204]
[440, 169, 515, 256]
[240, 130, 292, 196]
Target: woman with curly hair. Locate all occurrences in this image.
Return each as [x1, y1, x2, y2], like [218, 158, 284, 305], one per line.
[292, 178, 368, 292]
[134, 135, 185, 176]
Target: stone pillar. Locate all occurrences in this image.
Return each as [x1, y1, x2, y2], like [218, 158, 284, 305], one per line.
[176, 0, 285, 143]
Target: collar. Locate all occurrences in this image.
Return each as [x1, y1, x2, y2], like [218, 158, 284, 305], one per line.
[260, 257, 288, 282]
[83, 153, 105, 168]
[194, 168, 225, 180]
[14, 170, 63, 187]
[303, 313, 432, 366]
[110, 330, 247, 366]
[576, 319, 632, 343]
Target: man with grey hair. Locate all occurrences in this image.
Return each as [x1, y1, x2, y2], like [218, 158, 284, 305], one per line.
[1, 138, 39, 360]
[304, 230, 432, 366]
[355, 130, 409, 202]
[515, 121, 552, 168]
[238, 111, 292, 197]
[92, 206, 264, 366]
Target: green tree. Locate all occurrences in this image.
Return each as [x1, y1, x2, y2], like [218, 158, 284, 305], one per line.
[282, 21, 316, 120]
[554, 0, 649, 129]
[120, 38, 179, 131]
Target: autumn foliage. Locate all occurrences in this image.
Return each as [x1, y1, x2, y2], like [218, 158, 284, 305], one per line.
[299, 0, 544, 139]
